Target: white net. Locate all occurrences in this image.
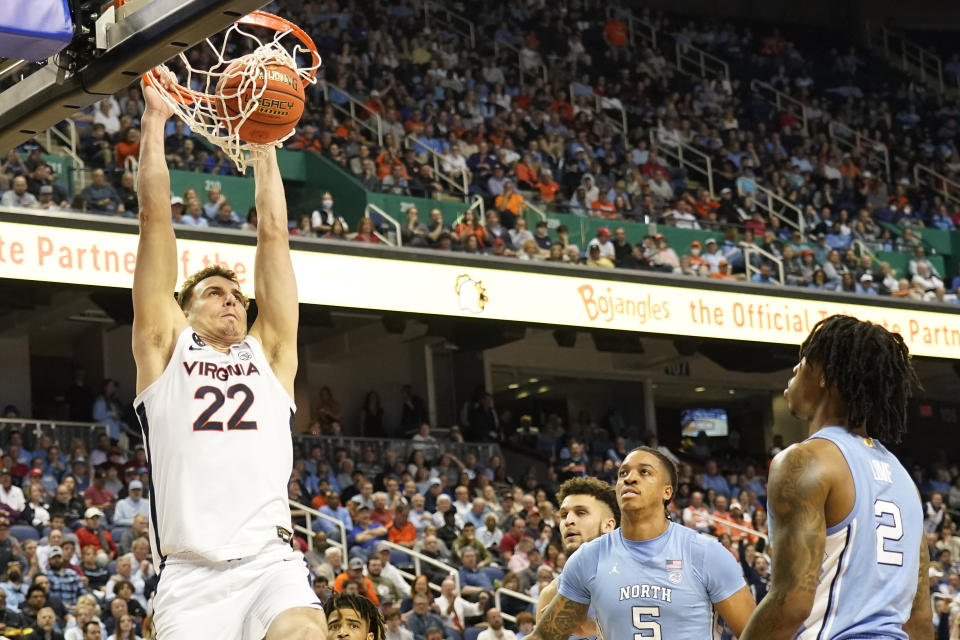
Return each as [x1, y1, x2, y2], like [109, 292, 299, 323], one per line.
[147, 17, 321, 173]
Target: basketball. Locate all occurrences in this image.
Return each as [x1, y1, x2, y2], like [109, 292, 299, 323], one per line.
[215, 57, 305, 144]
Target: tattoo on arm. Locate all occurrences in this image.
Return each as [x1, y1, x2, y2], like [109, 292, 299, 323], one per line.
[904, 536, 935, 640]
[740, 445, 827, 640]
[526, 594, 589, 640]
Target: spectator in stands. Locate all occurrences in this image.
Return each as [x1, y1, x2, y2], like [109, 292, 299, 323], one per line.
[750, 263, 778, 285]
[348, 505, 388, 560]
[322, 219, 348, 240]
[315, 491, 351, 543]
[19, 484, 51, 533]
[82, 470, 114, 515]
[477, 609, 516, 640]
[44, 547, 82, 608]
[925, 492, 946, 534]
[209, 203, 240, 229]
[385, 609, 412, 640]
[701, 459, 730, 497]
[354, 217, 381, 244]
[49, 485, 83, 524]
[401, 207, 429, 247]
[0, 471, 25, 519]
[682, 490, 711, 533]
[92, 379, 127, 445]
[82, 170, 122, 215]
[406, 593, 446, 640]
[75, 509, 116, 565]
[2, 176, 38, 209]
[370, 493, 395, 528]
[111, 481, 147, 528]
[457, 547, 501, 595]
[367, 555, 401, 604]
[435, 575, 486, 640]
[201, 187, 224, 220]
[333, 557, 379, 606]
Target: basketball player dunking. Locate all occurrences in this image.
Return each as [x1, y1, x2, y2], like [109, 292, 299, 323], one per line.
[132, 82, 327, 639]
[740, 315, 933, 640]
[536, 477, 619, 640]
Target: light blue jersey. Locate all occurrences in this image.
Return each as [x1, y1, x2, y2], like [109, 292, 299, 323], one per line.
[769, 426, 922, 640]
[558, 522, 746, 639]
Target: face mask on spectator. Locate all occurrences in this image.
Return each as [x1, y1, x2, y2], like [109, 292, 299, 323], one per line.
[322, 199, 333, 210]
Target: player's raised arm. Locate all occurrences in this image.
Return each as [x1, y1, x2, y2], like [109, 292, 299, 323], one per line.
[739, 443, 828, 640]
[903, 530, 935, 639]
[132, 82, 187, 395]
[248, 147, 298, 396]
[525, 593, 589, 640]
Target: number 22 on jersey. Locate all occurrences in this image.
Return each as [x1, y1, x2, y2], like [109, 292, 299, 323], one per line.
[193, 383, 258, 431]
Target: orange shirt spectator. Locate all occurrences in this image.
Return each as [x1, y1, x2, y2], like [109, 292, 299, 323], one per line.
[514, 161, 538, 188]
[710, 261, 737, 280]
[693, 195, 720, 218]
[115, 139, 140, 170]
[591, 199, 618, 218]
[311, 493, 328, 509]
[375, 151, 406, 180]
[287, 129, 323, 154]
[495, 192, 525, 217]
[388, 521, 417, 546]
[333, 567, 380, 606]
[538, 176, 560, 203]
[603, 19, 628, 47]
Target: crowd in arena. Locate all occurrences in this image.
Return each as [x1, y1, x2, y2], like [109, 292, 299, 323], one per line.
[1, 368, 959, 638]
[0, 2, 959, 305]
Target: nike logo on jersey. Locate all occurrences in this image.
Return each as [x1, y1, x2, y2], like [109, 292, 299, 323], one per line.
[609, 564, 619, 575]
[188, 345, 205, 351]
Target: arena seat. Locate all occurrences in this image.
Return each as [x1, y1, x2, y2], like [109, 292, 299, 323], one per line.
[10, 524, 38, 541]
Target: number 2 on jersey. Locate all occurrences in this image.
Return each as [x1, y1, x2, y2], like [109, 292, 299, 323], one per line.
[193, 384, 257, 431]
[631, 606, 662, 639]
[874, 499, 904, 566]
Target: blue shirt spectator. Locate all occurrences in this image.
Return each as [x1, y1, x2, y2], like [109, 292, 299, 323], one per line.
[346, 507, 387, 559]
[112, 481, 149, 527]
[45, 549, 83, 606]
[315, 493, 353, 541]
[701, 460, 731, 498]
[82, 169, 122, 214]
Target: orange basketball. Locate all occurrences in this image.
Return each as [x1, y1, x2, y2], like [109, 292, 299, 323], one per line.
[215, 57, 305, 144]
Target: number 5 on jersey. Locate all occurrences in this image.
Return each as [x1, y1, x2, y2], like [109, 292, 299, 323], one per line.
[193, 384, 258, 431]
[632, 606, 661, 639]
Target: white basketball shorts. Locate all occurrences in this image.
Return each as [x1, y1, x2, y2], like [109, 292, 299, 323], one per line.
[152, 541, 322, 639]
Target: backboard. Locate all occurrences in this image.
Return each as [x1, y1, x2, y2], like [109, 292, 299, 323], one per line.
[0, 0, 270, 154]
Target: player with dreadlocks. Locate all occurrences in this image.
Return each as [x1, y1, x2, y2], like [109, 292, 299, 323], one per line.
[526, 446, 755, 640]
[323, 592, 384, 640]
[740, 314, 933, 640]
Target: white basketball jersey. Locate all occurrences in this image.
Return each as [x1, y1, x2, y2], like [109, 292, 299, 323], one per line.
[133, 327, 295, 565]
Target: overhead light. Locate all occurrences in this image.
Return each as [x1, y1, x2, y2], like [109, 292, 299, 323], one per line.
[528, 377, 539, 384]
[729, 389, 736, 395]
[694, 386, 706, 393]
[517, 391, 529, 399]
[508, 383, 519, 390]
[537, 386, 549, 394]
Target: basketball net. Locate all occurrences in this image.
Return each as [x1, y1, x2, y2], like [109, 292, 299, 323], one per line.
[146, 21, 321, 172]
